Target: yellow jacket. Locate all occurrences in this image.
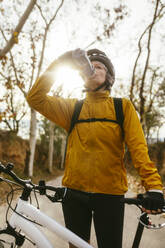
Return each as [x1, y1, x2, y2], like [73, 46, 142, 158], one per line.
[27, 69, 163, 195]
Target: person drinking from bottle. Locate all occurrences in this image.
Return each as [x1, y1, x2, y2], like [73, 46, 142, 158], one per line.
[27, 48, 164, 248]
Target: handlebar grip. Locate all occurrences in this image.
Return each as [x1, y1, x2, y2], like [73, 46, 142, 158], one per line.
[121, 197, 141, 205]
[0, 162, 6, 172]
[0, 162, 31, 186]
[122, 197, 165, 209]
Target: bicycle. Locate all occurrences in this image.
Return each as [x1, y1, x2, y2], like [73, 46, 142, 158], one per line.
[122, 195, 165, 248]
[0, 162, 94, 248]
[0, 162, 165, 248]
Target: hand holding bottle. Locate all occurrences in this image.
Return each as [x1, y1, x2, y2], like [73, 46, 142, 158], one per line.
[72, 48, 95, 78]
[56, 48, 95, 79]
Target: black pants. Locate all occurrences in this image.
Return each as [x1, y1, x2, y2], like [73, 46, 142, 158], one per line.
[62, 189, 125, 248]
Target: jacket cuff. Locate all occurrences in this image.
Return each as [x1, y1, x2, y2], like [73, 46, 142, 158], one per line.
[148, 189, 163, 194]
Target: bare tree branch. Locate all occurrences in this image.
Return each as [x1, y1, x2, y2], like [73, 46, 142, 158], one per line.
[139, 0, 162, 123]
[0, 28, 27, 98]
[147, 68, 159, 113]
[84, 5, 127, 50]
[29, 34, 36, 90]
[129, 25, 149, 103]
[130, 0, 165, 105]
[129, 0, 165, 129]
[0, 0, 37, 58]
[0, 71, 8, 80]
[35, 0, 65, 78]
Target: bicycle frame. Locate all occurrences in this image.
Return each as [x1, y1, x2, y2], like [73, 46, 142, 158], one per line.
[9, 198, 93, 248]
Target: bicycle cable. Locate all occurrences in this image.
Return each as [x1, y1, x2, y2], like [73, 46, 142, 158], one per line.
[16, 228, 36, 247]
[33, 188, 40, 209]
[5, 186, 40, 247]
[0, 175, 42, 227]
[5, 183, 43, 227]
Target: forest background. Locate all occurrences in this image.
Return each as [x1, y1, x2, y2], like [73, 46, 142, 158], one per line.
[0, 0, 165, 198]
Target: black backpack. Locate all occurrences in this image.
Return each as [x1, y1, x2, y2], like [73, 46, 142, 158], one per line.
[63, 98, 124, 166]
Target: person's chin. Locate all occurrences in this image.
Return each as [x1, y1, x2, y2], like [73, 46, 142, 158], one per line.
[85, 82, 100, 91]
[85, 77, 102, 89]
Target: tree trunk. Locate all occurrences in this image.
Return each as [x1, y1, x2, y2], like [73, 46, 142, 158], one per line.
[48, 121, 55, 173]
[141, 114, 146, 134]
[60, 134, 66, 170]
[28, 108, 37, 177]
[0, 0, 37, 58]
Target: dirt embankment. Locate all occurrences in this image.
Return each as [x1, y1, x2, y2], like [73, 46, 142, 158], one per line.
[0, 130, 63, 204]
[0, 130, 29, 168]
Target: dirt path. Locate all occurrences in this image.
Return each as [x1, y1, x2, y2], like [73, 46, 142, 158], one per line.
[0, 176, 165, 247]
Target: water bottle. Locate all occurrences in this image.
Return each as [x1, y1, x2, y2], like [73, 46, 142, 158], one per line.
[72, 48, 95, 78]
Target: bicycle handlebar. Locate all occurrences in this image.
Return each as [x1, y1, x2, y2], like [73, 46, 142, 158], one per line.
[122, 196, 165, 207]
[121, 197, 142, 206]
[0, 162, 61, 194]
[1, 161, 165, 206]
[1, 162, 165, 230]
[0, 162, 32, 186]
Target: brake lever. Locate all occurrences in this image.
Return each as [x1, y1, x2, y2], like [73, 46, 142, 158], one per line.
[45, 193, 63, 203]
[45, 188, 66, 203]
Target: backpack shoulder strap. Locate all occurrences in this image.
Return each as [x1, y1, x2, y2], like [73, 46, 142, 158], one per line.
[68, 99, 84, 135]
[63, 100, 84, 167]
[113, 97, 124, 138]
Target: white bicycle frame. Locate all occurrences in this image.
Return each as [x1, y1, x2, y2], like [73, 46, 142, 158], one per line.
[9, 198, 94, 248]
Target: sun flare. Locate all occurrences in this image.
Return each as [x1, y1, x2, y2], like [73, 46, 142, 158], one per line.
[51, 66, 84, 98]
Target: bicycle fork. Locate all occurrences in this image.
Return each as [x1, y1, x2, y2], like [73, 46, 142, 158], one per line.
[132, 213, 149, 248]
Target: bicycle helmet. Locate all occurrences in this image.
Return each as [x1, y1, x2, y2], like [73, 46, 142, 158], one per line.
[87, 49, 115, 91]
